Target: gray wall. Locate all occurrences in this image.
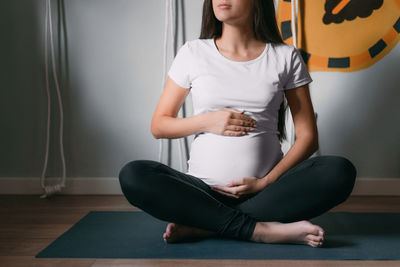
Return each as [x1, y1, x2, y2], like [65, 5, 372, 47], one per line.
[1, 0, 399, 179]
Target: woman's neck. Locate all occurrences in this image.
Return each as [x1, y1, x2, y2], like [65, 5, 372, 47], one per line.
[216, 22, 257, 52]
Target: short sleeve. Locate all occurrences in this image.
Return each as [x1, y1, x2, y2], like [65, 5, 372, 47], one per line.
[283, 46, 313, 90]
[167, 41, 192, 89]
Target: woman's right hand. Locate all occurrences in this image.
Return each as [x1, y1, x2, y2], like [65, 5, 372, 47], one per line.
[204, 108, 257, 136]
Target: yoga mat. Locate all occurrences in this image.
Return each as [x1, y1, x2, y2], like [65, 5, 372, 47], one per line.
[35, 211, 400, 260]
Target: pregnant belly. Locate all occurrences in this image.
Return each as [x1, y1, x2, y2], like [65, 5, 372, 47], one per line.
[186, 132, 284, 186]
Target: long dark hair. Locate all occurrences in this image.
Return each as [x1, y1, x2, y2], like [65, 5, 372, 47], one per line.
[199, 0, 288, 142]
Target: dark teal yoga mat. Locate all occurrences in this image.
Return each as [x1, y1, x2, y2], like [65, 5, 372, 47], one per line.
[35, 211, 400, 260]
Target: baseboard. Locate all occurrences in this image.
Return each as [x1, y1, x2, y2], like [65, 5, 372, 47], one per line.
[0, 177, 399, 196]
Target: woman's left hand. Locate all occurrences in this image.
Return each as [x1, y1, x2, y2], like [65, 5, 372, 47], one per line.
[211, 177, 267, 198]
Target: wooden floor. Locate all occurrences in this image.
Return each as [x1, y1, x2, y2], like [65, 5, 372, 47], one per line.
[0, 195, 399, 267]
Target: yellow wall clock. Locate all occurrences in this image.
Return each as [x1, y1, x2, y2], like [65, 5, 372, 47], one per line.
[276, 0, 400, 72]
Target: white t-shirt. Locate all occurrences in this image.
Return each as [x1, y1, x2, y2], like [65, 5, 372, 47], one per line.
[167, 38, 313, 186]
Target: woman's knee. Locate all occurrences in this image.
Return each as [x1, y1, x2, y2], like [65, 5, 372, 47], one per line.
[322, 155, 357, 200]
[118, 159, 160, 191]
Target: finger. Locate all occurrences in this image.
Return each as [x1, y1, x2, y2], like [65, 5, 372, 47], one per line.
[212, 185, 235, 193]
[231, 185, 248, 194]
[212, 185, 229, 191]
[229, 111, 256, 123]
[241, 114, 256, 123]
[213, 186, 250, 198]
[212, 186, 239, 195]
[225, 124, 254, 134]
[228, 118, 255, 127]
[226, 178, 245, 187]
[214, 185, 247, 195]
[223, 130, 246, 136]
[212, 188, 239, 198]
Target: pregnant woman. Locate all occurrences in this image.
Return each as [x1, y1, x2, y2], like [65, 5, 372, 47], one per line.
[119, 0, 357, 248]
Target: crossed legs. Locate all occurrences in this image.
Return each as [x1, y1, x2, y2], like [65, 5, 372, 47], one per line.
[118, 155, 357, 247]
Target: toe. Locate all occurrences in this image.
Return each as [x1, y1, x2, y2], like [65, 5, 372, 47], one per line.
[166, 223, 177, 234]
[308, 240, 320, 247]
[310, 225, 325, 238]
[170, 223, 178, 232]
[317, 227, 325, 237]
[166, 223, 172, 233]
[307, 234, 324, 242]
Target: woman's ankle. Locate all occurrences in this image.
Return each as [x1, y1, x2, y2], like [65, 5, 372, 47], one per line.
[250, 221, 269, 242]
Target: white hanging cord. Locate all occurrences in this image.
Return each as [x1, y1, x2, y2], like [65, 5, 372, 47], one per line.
[174, 0, 185, 172]
[158, 0, 171, 164]
[170, 0, 183, 171]
[169, 0, 176, 74]
[171, 0, 186, 172]
[40, 0, 67, 198]
[159, 0, 187, 172]
[177, 133, 185, 171]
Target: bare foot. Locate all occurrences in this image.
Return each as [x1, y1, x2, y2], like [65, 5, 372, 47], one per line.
[163, 222, 218, 243]
[250, 220, 325, 248]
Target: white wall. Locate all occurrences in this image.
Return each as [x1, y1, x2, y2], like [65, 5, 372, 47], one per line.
[1, 0, 399, 181]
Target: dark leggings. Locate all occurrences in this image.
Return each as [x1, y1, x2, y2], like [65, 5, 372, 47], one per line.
[118, 155, 357, 242]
